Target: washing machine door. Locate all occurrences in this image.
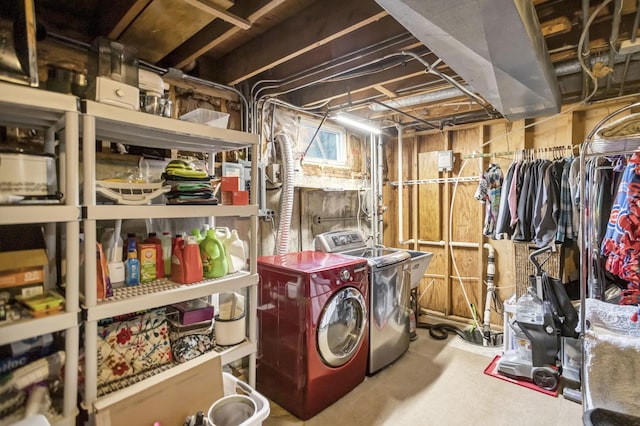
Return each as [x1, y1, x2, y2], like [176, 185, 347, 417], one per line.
[317, 287, 367, 367]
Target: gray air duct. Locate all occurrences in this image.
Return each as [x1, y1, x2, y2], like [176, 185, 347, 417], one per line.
[375, 0, 561, 120]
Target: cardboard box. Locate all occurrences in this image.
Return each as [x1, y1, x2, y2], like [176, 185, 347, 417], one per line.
[0, 249, 48, 288]
[220, 176, 245, 192]
[94, 356, 224, 426]
[221, 190, 249, 205]
[0, 225, 48, 289]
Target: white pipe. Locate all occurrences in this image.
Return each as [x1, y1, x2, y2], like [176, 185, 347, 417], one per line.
[483, 242, 496, 346]
[418, 240, 446, 246]
[370, 133, 377, 243]
[449, 241, 480, 248]
[377, 134, 384, 245]
[396, 124, 414, 246]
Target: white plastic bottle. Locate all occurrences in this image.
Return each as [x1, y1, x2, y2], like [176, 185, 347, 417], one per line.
[100, 228, 123, 264]
[161, 231, 172, 275]
[516, 287, 544, 325]
[225, 230, 246, 273]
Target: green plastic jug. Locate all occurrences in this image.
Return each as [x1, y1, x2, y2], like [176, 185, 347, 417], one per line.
[200, 229, 228, 278]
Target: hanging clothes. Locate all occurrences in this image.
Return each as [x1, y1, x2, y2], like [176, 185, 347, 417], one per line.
[475, 163, 504, 239]
[602, 152, 640, 288]
[568, 156, 581, 239]
[533, 159, 562, 247]
[557, 158, 575, 243]
[494, 161, 517, 239]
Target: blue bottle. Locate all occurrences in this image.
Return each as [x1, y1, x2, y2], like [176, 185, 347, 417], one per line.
[124, 239, 140, 286]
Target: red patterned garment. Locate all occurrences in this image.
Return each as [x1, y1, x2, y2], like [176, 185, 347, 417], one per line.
[602, 152, 640, 306]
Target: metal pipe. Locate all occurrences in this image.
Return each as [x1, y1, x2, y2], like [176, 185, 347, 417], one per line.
[618, 0, 640, 96]
[373, 100, 438, 129]
[581, 0, 591, 100]
[400, 51, 495, 118]
[314, 215, 364, 224]
[607, 0, 624, 90]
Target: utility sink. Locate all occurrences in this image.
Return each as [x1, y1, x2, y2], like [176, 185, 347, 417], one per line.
[404, 250, 433, 289]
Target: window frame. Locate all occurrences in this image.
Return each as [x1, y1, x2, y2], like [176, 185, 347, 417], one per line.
[298, 116, 348, 167]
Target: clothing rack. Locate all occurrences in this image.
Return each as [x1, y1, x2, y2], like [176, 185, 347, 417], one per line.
[580, 101, 640, 417]
[463, 145, 579, 160]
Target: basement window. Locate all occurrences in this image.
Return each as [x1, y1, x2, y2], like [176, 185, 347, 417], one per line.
[298, 117, 347, 166]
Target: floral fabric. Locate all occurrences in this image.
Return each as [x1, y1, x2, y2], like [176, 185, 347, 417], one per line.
[97, 310, 172, 386]
[602, 152, 640, 301]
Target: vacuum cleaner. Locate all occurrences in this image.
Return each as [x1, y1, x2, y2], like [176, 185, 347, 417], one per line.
[497, 245, 579, 391]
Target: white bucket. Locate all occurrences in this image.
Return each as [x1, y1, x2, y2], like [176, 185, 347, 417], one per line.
[207, 394, 256, 426]
[214, 313, 246, 346]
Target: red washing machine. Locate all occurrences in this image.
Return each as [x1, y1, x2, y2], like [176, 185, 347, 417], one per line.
[257, 251, 369, 420]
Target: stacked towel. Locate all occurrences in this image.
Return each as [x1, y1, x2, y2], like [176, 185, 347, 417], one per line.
[162, 160, 218, 205]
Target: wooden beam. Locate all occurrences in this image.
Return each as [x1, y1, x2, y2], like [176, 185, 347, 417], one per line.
[162, 0, 288, 69]
[540, 16, 572, 37]
[183, 0, 251, 30]
[251, 16, 413, 84]
[374, 85, 398, 98]
[203, 0, 388, 85]
[290, 57, 430, 107]
[103, 0, 153, 40]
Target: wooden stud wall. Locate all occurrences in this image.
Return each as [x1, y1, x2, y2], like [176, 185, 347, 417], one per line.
[384, 97, 640, 327]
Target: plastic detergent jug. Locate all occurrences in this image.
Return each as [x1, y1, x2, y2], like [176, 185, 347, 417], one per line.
[225, 230, 246, 273]
[183, 235, 204, 283]
[171, 236, 185, 283]
[161, 232, 172, 275]
[191, 228, 203, 243]
[516, 287, 544, 325]
[200, 229, 228, 278]
[144, 232, 165, 279]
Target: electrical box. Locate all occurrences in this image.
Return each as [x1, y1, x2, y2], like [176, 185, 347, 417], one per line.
[221, 160, 267, 216]
[437, 150, 454, 171]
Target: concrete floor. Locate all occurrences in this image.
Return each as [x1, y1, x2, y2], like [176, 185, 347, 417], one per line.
[263, 327, 583, 426]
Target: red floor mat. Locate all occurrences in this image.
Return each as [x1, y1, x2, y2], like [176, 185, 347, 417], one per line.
[483, 355, 558, 397]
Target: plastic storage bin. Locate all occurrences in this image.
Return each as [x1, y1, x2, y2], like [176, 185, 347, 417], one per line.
[217, 372, 270, 426]
[180, 108, 230, 128]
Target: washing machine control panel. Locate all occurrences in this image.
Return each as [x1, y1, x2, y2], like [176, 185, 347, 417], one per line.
[340, 269, 351, 282]
[315, 230, 366, 253]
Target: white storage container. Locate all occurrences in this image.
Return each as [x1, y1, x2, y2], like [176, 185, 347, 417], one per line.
[217, 372, 270, 426]
[180, 108, 230, 128]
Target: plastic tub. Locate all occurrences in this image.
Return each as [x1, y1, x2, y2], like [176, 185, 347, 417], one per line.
[180, 108, 230, 128]
[216, 372, 270, 426]
[404, 250, 433, 289]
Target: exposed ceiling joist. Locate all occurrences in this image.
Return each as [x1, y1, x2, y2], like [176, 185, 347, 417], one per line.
[201, 0, 388, 85]
[182, 0, 251, 30]
[251, 16, 413, 86]
[102, 0, 154, 39]
[161, 0, 288, 69]
[290, 55, 437, 107]
[374, 85, 398, 98]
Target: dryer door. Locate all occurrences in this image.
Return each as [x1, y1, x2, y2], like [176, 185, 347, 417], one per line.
[317, 287, 367, 367]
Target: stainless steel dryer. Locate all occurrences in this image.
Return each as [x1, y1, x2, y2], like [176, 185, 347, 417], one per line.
[315, 230, 411, 375]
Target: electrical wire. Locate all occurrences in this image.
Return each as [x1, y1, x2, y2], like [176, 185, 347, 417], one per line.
[579, 0, 613, 103]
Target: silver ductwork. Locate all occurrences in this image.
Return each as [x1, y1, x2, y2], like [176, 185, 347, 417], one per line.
[375, 0, 561, 120]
